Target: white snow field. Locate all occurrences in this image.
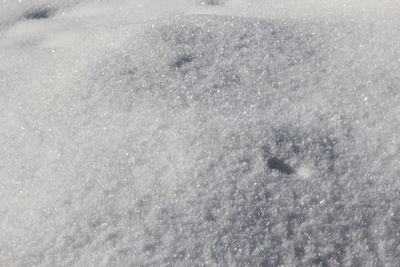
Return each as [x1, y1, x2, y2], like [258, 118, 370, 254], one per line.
[1, 0, 400, 266]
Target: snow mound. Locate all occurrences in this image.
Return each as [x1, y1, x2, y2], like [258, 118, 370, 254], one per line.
[1, 12, 400, 266]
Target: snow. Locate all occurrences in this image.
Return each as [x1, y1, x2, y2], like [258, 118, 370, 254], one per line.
[1, 0, 400, 266]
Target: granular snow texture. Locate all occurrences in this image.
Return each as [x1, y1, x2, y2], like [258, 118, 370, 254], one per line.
[1, 1, 400, 266]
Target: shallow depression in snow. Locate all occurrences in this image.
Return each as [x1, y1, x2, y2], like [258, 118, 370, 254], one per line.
[1, 0, 400, 266]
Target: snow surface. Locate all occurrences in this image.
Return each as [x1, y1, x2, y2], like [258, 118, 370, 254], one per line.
[1, 0, 400, 266]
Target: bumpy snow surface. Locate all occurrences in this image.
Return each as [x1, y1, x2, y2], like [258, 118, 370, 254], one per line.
[1, 0, 400, 266]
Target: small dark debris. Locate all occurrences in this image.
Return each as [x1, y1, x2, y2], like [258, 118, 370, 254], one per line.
[23, 7, 55, 20]
[267, 157, 295, 175]
[171, 55, 194, 68]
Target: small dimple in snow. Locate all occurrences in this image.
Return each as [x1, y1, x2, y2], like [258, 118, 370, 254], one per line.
[171, 55, 194, 68]
[23, 7, 56, 20]
[200, 0, 224, 5]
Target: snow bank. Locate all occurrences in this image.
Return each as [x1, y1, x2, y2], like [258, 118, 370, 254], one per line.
[1, 0, 400, 266]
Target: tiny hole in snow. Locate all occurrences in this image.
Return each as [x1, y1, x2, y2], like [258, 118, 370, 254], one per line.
[267, 157, 295, 175]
